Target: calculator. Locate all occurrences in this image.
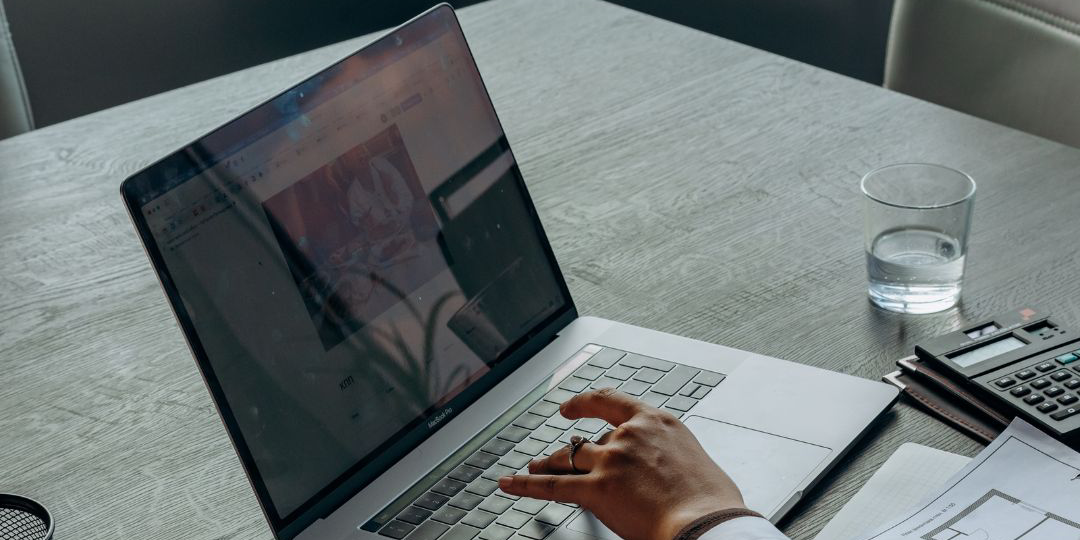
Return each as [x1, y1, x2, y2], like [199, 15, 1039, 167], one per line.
[915, 306, 1080, 446]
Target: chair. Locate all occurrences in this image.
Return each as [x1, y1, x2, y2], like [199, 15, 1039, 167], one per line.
[0, 0, 33, 139]
[885, 0, 1080, 148]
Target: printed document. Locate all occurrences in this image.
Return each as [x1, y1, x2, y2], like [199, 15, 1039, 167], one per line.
[859, 418, 1080, 540]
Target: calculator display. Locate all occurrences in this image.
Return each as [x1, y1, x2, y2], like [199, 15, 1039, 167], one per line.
[950, 336, 1026, 367]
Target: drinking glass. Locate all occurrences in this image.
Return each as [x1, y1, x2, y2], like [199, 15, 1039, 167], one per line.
[862, 163, 975, 314]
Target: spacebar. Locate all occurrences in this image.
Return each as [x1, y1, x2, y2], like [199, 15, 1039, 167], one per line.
[652, 366, 699, 396]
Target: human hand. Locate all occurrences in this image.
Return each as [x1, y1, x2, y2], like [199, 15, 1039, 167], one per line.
[498, 388, 747, 540]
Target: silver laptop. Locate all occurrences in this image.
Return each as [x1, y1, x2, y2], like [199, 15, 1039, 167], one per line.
[120, 5, 898, 540]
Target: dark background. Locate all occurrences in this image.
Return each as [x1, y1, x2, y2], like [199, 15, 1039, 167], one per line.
[6, 0, 895, 128]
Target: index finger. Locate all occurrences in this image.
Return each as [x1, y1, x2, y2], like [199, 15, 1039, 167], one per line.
[498, 474, 590, 503]
[559, 388, 648, 426]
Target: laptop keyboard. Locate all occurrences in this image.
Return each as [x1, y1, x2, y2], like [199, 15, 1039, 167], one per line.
[375, 346, 726, 540]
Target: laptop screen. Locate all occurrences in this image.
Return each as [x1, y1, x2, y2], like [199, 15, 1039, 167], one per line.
[121, 6, 573, 535]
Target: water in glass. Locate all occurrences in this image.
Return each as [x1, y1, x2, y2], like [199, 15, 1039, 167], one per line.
[866, 227, 964, 314]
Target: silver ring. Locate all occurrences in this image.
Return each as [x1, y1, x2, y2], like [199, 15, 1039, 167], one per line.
[568, 435, 589, 474]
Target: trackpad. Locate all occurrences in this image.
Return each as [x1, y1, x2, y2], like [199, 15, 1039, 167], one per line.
[684, 416, 830, 517]
[567, 417, 830, 538]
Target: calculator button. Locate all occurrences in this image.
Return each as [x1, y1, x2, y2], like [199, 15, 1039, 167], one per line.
[1045, 387, 1065, 398]
[993, 377, 1017, 388]
[1056, 353, 1078, 365]
[1015, 370, 1036, 380]
[1050, 406, 1080, 421]
[1051, 371, 1072, 382]
[1058, 395, 1079, 406]
[1023, 394, 1045, 405]
[1037, 402, 1059, 413]
[1010, 386, 1031, 397]
[1066, 379, 1080, 390]
[1031, 379, 1051, 389]
[1036, 362, 1055, 372]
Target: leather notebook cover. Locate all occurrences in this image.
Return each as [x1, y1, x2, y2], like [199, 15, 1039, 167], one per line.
[883, 356, 1011, 445]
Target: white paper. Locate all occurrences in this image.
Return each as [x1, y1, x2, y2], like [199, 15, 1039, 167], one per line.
[815, 443, 970, 540]
[858, 418, 1080, 540]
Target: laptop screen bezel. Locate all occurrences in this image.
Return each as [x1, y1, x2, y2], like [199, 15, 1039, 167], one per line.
[119, 6, 577, 539]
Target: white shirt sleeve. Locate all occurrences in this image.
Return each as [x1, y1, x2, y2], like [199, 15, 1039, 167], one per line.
[696, 516, 790, 540]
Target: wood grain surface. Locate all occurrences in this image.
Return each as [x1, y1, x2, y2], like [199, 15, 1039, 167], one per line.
[2, 0, 1080, 539]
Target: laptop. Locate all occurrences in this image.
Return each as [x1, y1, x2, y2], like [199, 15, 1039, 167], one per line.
[120, 5, 899, 540]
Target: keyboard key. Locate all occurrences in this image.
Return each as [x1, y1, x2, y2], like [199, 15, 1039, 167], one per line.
[513, 413, 546, 430]
[529, 426, 563, 443]
[515, 439, 548, 456]
[545, 416, 575, 430]
[692, 371, 725, 387]
[1031, 379, 1051, 390]
[512, 498, 548, 515]
[690, 385, 710, 399]
[633, 368, 664, 384]
[1075, 366, 1080, 375]
[1036, 362, 1055, 372]
[662, 408, 685, 419]
[478, 524, 515, 540]
[664, 395, 697, 412]
[1037, 402, 1059, 413]
[397, 506, 433, 525]
[498, 426, 531, 443]
[557, 377, 590, 393]
[575, 418, 606, 433]
[405, 521, 449, 540]
[993, 377, 1016, 388]
[479, 496, 515, 515]
[465, 478, 499, 497]
[415, 491, 450, 511]
[463, 510, 498, 529]
[1045, 386, 1065, 398]
[1058, 394, 1078, 405]
[543, 441, 565, 455]
[449, 493, 485, 511]
[640, 357, 675, 372]
[1052, 371, 1072, 382]
[653, 366, 700, 396]
[619, 380, 650, 396]
[641, 392, 669, 408]
[535, 503, 575, 525]
[558, 429, 590, 444]
[498, 451, 533, 469]
[482, 464, 517, 482]
[619, 354, 648, 369]
[496, 510, 532, 529]
[482, 439, 516, 456]
[449, 465, 484, 483]
[1010, 386, 1031, 397]
[432, 478, 468, 497]
[442, 524, 482, 540]
[1050, 406, 1080, 421]
[573, 365, 605, 381]
[1056, 353, 1077, 365]
[1023, 394, 1044, 405]
[679, 383, 701, 397]
[379, 520, 416, 539]
[519, 519, 558, 539]
[542, 389, 576, 404]
[587, 348, 625, 368]
[1015, 370, 1036, 380]
[605, 365, 637, 380]
[528, 401, 561, 418]
[432, 505, 468, 525]
[1066, 379, 1080, 390]
[466, 452, 499, 470]
[590, 376, 622, 390]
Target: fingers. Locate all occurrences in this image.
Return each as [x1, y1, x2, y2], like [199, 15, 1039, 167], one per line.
[498, 473, 590, 503]
[529, 437, 601, 474]
[560, 388, 648, 426]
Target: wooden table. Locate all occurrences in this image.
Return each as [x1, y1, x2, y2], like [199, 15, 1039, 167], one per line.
[3, 0, 1080, 538]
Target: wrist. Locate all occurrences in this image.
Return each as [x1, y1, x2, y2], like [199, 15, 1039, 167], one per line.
[659, 499, 749, 540]
[670, 508, 765, 540]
